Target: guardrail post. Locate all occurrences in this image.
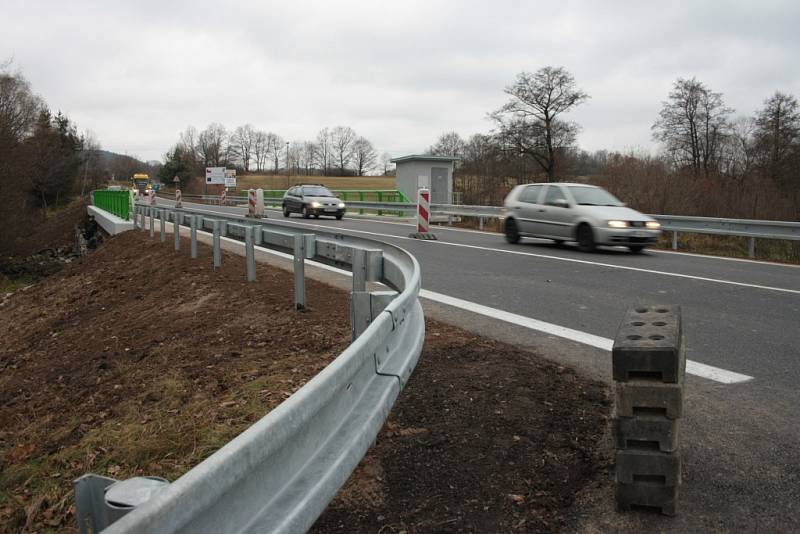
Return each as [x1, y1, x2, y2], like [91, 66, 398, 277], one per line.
[294, 234, 306, 309]
[672, 231, 678, 250]
[140, 207, 147, 232]
[479, 216, 485, 230]
[748, 237, 755, 258]
[149, 208, 155, 238]
[173, 211, 180, 251]
[612, 305, 684, 516]
[212, 220, 222, 268]
[159, 209, 166, 242]
[190, 215, 198, 259]
[245, 226, 256, 282]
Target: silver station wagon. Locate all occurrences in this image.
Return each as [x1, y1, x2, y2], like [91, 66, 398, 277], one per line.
[502, 183, 662, 253]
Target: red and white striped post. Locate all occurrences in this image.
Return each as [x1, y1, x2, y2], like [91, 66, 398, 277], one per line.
[175, 189, 182, 208]
[219, 189, 227, 206]
[149, 190, 157, 206]
[409, 188, 437, 240]
[247, 189, 256, 217]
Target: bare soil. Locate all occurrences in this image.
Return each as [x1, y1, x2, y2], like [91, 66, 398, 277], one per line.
[1, 230, 610, 533]
[312, 323, 610, 533]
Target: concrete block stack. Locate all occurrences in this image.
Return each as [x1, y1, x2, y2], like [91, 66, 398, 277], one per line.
[612, 305, 685, 516]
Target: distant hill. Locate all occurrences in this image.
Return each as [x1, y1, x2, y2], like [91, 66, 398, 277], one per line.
[94, 150, 161, 181]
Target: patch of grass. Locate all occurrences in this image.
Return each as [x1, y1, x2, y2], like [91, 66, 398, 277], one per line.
[655, 232, 800, 263]
[236, 174, 396, 191]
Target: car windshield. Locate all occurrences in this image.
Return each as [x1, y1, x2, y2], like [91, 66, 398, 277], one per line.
[302, 186, 334, 197]
[568, 186, 623, 207]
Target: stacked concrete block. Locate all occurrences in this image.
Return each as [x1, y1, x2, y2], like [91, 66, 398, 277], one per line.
[613, 305, 684, 516]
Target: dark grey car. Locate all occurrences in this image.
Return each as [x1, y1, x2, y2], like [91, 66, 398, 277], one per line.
[282, 185, 346, 219]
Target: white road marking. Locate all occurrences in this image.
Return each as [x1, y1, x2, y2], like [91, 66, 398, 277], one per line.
[420, 290, 754, 384]
[182, 217, 754, 385]
[242, 214, 800, 295]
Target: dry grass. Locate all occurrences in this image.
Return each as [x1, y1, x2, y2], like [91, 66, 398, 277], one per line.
[236, 174, 396, 191]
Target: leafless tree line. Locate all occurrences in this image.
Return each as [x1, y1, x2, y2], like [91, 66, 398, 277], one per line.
[426, 67, 799, 223]
[164, 123, 388, 179]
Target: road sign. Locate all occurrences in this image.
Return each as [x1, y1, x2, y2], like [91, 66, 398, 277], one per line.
[206, 167, 225, 184]
[224, 169, 237, 188]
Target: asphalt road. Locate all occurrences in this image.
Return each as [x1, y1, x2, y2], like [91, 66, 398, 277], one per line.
[157, 199, 800, 531]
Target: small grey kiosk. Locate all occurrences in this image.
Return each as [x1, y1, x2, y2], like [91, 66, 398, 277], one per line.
[391, 154, 458, 205]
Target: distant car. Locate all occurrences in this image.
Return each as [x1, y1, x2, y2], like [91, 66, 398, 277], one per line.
[502, 183, 661, 253]
[282, 185, 346, 219]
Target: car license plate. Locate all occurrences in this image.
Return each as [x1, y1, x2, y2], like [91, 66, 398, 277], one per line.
[324, 208, 337, 213]
[632, 231, 647, 237]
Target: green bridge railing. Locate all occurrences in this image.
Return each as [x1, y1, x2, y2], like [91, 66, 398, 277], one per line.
[92, 190, 132, 220]
[250, 189, 412, 216]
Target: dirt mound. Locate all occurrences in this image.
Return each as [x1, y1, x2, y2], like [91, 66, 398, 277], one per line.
[0, 231, 350, 532]
[313, 324, 610, 533]
[1, 230, 610, 533]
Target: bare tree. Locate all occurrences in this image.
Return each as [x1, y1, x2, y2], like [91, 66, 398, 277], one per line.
[429, 131, 465, 160]
[754, 91, 799, 184]
[315, 128, 331, 176]
[380, 152, 394, 176]
[301, 141, 317, 175]
[251, 130, 267, 172]
[652, 77, 733, 177]
[0, 67, 43, 145]
[197, 123, 228, 167]
[352, 136, 377, 176]
[264, 132, 284, 173]
[230, 124, 256, 171]
[331, 125, 356, 174]
[491, 66, 589, 182]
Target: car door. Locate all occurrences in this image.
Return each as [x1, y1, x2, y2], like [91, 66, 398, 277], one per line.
[513, 184, 544, 234]
[536, 185, 575, 238]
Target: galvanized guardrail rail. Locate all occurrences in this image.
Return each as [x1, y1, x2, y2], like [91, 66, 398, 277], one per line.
[76, 202, 425, 533]
[157, 192, 800, 256]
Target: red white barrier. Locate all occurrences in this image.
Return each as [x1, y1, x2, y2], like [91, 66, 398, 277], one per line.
[248, 189, 256, 217]
[417, 188, 430, 233]
[149, 190, 157, 206]
[175, 189, 182, 208]
[219, 189, 227, 205]
[408, 188, 436, 239]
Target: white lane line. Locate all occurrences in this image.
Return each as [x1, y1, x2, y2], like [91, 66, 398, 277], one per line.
[420, 290, 754, 384]
[229, 215, 800, 295]
[186, 219, 754, 385]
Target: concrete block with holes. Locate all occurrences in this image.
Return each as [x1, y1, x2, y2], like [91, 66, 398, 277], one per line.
[616, 482, 678, 516]
[612, 305, 684, 383]
[615, 415, 679, 453]
[613, 304, 685, 516]
[615, 379, 684, 419]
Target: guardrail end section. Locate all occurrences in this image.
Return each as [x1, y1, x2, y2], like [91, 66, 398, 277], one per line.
[74, 474, 118, 534]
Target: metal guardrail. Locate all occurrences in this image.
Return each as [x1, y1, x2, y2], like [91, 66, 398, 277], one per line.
[92, 190, 132, 220]
[77, 202, 425, 533]
[157, 192, 800, 255]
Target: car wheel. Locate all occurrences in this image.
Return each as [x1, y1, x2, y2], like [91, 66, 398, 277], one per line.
[576, 224, 596, 252]
[628, 245, 645, 254]
[335, 213, 343, 220]
[282, 204, 290, 217]
[505, 218, 521, 244]
[313, 213, 319, 219]
[302, 206, 310, 219]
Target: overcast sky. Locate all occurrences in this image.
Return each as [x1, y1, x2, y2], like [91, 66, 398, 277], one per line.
[3, 0, 799, 163]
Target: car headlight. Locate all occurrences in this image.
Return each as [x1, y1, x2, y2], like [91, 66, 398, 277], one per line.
[310, 201, 322, 208]
[338, 202, 345, 208]
[646, 221, 661, 229]
[607, 220, 628, 228]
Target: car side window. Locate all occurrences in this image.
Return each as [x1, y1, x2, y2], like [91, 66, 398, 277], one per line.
[519, 185, 543, 204]
[544, 185, 568, 207]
